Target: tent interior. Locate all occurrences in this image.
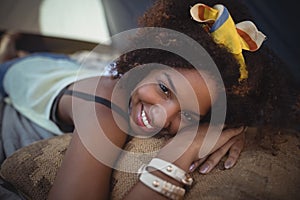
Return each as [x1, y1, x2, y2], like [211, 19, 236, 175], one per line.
[0, 0, 299, 84]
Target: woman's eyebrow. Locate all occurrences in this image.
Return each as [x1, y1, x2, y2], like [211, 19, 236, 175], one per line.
[163, 72, 177, 94]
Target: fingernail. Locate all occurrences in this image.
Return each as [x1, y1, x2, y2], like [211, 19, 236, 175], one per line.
[199, 164, 209, 174]
[224, 161, 232, 169]
[189, 164, 195, 172]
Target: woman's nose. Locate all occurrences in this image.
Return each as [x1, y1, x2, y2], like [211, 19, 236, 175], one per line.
[149, 103, 178, 129]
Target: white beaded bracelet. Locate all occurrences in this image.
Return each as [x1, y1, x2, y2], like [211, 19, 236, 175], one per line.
[139, 165, 185, 200]
[147, 158, 193, 186]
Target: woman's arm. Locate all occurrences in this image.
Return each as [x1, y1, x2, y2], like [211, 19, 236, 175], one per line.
[48, 131, 114, 199]
[48, 107, 128, 199]
[124, 125, 245, 200]
[48, 77, 128, 199]
[49, 118, 244, 200]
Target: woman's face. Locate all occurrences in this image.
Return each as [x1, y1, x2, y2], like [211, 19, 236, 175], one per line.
[128, 68, 216, 137]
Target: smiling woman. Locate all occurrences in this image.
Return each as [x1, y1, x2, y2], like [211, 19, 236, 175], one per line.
[0, 0, 299, 199]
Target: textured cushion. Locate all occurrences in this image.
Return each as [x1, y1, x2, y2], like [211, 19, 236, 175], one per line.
[0, 134, 72, 199]
[112, 127, 300, 200]
[1, 128, 300, 200]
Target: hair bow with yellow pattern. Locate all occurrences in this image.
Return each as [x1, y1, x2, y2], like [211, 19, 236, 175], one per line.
[190, 3, 266, 81]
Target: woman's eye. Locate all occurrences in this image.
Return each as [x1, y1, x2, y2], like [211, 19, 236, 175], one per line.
[159, 83, 170, 96]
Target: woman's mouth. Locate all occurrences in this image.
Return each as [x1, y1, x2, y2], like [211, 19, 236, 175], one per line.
[136, 105, 154, 129]
[141, 108, 153, 129]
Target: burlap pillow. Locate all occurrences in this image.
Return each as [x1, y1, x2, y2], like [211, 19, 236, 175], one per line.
[112, 127, 300, 200]
[1, 128, 300, 200]
[0, 134, 72, 199]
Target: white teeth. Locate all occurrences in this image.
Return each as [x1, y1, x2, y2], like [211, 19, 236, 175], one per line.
[141, 109, 153, 129]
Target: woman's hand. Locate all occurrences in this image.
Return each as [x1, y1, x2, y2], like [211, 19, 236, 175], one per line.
[156, 124, 246, 173]
[190, 127, 246, 174]
[124, 125, 246, 200]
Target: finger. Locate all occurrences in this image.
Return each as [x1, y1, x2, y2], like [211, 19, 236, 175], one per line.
[224, 134, 245, 169]
[221, 126, 245, 139]
[209, 126, 244, 153]
[199, 137, 238, 174]
[189, 156, 207, 172]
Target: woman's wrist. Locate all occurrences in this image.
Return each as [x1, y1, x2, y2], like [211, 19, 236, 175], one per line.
[138, 168, 186, 200]
[156, 148, 197, 173]
[137, 158, 193, 200]
[146, 158, 193, 186]
[147, 167, 184, 187]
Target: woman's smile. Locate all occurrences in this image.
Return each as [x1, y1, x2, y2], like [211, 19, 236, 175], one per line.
[136, 104, 154, 129]
[128, 100, 159, 136]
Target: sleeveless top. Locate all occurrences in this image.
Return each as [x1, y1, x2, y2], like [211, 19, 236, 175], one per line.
[3, 55, 120, 135]
[51, 89, 128, 133]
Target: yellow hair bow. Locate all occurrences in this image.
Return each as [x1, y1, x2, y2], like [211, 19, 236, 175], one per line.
[190, 3, 266, 81]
